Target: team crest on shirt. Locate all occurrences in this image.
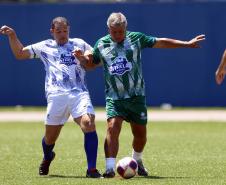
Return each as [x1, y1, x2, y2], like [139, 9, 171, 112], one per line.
[108, 56, 132, 75]
[60, 52, 76, 66]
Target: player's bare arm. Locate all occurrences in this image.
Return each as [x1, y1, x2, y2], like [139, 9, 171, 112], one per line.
[0, 25, 30, 60]
[215, 49, 226, 85]
[153, 34, 205, 48]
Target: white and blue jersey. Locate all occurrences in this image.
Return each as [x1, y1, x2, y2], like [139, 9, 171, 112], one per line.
[25, 38, 92, 98]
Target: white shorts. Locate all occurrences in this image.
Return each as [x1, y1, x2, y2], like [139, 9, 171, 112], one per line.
[45, 91, 95, 125]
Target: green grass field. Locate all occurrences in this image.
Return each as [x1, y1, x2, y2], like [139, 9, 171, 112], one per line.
[1, 121, 226, 185]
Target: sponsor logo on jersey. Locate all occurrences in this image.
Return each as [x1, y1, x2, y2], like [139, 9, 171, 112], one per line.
[109, 56, 132, 75]
[60, 52, 76, 66]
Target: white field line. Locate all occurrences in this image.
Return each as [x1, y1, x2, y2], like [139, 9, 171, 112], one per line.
[0, 110, 226, 122]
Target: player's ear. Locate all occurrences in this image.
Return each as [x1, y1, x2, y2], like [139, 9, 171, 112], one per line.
[50, 28, 54, 36]
[67, 26, 70, 35]
[108, 27, 111, 34]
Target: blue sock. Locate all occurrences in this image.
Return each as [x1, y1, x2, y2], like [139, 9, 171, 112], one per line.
[42, 137, 55, 161]
[84, 131, 98, 170]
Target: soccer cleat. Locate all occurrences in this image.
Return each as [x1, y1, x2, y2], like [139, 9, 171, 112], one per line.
[103, 168, 115, 178]
[39, 152, 55, 175]
[86, 169, 102, 178]
[137, 159, 148, 176]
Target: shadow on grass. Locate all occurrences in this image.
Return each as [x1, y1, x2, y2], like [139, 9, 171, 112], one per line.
[136, 175, 191, 179]
[43, 174, 87, 179]
[39, 174, 191, 180]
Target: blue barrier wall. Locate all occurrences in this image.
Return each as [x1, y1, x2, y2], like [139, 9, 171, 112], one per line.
[0, 2, 226, 106]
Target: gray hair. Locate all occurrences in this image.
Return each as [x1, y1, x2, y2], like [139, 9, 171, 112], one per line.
[107, 12, 127, 28]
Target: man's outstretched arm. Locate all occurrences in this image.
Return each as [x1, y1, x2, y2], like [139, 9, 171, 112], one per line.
[0, 25, 30, 60]
[153, 34, 205, 48]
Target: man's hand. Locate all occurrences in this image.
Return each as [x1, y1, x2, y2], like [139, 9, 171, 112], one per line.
[72, 48, 87, 65]
[0, 25, 16, 38]
[215, 68, 226, 85]
[72, 49, 97, 70]
[187, 34, 206, 48]
[215, 50, 226, 85]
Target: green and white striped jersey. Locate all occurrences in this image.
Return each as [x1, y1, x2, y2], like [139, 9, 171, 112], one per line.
[93, 31, 156, 100]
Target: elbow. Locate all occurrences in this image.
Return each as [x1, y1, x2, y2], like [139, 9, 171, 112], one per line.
[14, 52, 28, 60]
[15, 55, 25, 60]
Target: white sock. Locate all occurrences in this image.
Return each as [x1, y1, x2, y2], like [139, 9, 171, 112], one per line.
[132, 149, 142, 161]
[106, 158, 116, 171]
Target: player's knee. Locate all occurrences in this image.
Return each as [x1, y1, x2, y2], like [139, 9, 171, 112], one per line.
[107, 125, 120, 138]
[81, 117, 96, 132]
[133, 129, 146, 139]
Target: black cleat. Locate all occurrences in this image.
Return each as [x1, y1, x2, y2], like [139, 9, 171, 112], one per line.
[137, 159, 148, 176]
[86, 169, 102, 178]
[103, 169, 115, 178]
[39, 152, 55, 175]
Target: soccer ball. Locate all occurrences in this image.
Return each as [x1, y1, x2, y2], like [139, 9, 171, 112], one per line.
[116, 157, 138, 179]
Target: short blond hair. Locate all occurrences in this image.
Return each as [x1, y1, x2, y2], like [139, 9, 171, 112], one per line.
[107, 12, 127, 28]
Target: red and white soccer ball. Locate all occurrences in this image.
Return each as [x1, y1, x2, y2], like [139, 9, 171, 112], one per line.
[116, 157, 138, 179]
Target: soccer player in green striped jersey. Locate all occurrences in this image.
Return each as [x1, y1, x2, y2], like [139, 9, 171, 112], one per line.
[74, 12, 205, 178]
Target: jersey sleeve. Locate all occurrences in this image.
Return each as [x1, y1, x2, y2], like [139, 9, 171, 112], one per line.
[76, 38, 93, 52]
[92, 40, 102, 65]
[138, 32, 157, 49]
[24, 41, 45, 59]
[83, 41, 92, 51]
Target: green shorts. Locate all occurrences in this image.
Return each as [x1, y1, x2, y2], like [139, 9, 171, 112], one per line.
[106, 96, 148, 125]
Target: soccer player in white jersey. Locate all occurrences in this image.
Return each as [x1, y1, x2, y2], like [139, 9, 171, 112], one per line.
[216, 49, 226, 85]
[74, 12, 205, 178]
[0, 17, 101, 178]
